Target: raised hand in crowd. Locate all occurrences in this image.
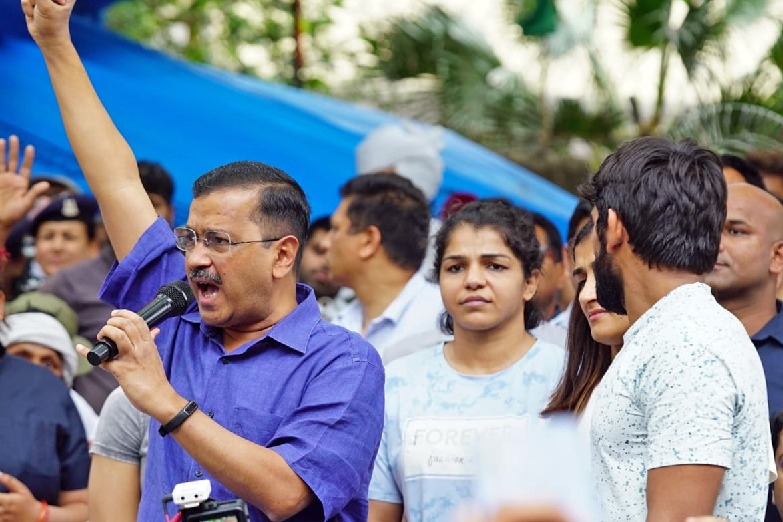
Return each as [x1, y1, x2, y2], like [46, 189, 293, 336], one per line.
[0, 136, 48, 244]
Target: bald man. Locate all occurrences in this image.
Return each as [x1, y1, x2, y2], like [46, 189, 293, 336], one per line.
[705, 183, 783, 417]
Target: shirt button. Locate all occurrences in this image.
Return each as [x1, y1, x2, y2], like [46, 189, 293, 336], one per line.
[207, 411, 214, 418]
[221, 357, 230, 365]
[195, 470, 203, 478]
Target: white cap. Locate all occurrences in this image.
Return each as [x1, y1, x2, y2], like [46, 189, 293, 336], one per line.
[356, 122, 445, 202]
[0, 312, 77, 386]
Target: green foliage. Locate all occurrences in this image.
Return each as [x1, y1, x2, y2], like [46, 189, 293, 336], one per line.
[358, 6, 533, 145]
[769, 29, 783, 75]
[551, 98, 625, 141]
[621, 0, 669, 48]
[718, 27, 783, 116]
[616, 0, 773, 134]
[515, 0, 558, 37]
[668, 103, 783, 155]
[104, 0, 344, 89]
[366, 6, 501, 81]
[352, 2, 627, 193]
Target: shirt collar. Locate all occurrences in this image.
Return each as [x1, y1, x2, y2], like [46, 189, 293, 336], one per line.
[181, 283, 320, 354]
[376, 272, 430, 326]
[751, 300, 783, 346]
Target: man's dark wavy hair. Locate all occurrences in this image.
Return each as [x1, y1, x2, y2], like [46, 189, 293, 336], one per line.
[579, 137, 726, 274]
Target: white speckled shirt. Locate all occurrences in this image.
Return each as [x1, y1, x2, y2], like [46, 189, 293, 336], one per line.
[591, 282, 773, 521]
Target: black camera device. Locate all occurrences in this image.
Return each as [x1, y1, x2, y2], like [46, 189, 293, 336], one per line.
[163, 479, 249, 522]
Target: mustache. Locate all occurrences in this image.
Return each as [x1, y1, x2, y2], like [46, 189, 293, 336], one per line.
[188, 268, 223, 285]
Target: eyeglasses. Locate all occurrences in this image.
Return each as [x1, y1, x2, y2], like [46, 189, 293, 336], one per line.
[174, 227, 283, 254]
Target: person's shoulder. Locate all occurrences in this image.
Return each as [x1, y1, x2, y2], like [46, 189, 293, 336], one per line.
[117, 217, 177, 261]
[638, 286, 747, 351]
[512, 340, 566, 380]
[313, 319, 383, 367]
[754, 303, 783, 347]
[102, 386, 144, 419]
[531, 322, 567, 348]
[394, 276, 444, 324]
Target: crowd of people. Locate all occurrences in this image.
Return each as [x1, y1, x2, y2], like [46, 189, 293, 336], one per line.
[3, 0, 783, 521]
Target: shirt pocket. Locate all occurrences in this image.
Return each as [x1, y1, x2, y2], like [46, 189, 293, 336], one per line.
[231, 407, 284, 448]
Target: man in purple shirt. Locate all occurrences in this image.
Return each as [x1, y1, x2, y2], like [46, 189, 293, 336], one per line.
[24, 2, 385, 521]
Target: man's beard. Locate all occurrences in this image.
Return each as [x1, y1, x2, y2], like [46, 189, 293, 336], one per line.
[594, 238, 627, 315]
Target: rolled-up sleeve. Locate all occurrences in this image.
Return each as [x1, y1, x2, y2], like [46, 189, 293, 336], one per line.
[100, 218, 185, 311]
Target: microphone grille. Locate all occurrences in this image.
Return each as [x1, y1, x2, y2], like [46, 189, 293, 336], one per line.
[159, 280, 195, 313]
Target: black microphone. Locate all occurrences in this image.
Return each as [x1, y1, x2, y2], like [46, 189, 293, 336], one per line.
[87, 280, 195, 366]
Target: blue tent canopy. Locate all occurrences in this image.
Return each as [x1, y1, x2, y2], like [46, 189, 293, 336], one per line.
[0, 2, 577, 235]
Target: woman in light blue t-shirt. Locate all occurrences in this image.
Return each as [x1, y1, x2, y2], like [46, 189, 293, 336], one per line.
[368, 199, 567, 522]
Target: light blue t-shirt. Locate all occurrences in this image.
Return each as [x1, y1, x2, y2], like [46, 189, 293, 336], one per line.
[369, 340, 566, 522]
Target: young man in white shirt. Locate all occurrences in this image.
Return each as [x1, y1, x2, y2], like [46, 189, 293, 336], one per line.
[580, 136, 774, 521]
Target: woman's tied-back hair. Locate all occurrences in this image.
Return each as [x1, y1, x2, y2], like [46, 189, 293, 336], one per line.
[432, 198, 543, 333]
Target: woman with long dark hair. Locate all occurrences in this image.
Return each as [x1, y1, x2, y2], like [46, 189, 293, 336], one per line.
[543, 221, 628, 420]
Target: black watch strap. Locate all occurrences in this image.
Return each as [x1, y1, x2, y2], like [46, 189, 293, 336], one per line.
[159, 400, 198, 437]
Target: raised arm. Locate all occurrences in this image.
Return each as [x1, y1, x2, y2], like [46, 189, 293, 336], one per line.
[22, 0, 158, 259]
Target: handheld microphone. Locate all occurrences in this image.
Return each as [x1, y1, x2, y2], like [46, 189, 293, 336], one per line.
[87, 280, 195, 366]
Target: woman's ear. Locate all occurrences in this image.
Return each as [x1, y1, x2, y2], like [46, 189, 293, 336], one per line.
[522, 268, 541, 302]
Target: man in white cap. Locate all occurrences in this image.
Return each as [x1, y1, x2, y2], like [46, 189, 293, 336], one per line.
[0, 311, 98, 441]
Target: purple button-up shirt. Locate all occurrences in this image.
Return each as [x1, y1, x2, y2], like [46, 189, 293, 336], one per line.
[100, 218, 385, 522]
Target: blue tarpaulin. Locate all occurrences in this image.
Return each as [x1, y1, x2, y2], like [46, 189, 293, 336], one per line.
[0, 1, 577, 234]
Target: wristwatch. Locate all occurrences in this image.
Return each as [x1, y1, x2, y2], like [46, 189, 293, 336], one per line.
[159, 400, 199, 437]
